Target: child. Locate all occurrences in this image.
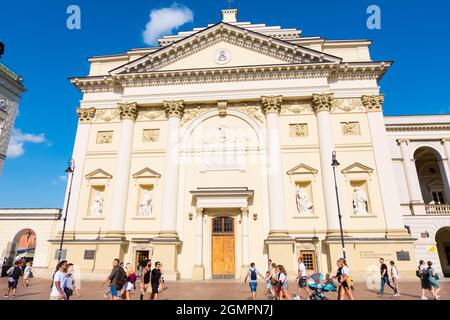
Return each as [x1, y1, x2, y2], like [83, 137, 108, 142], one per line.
[265, 271, 272, 295]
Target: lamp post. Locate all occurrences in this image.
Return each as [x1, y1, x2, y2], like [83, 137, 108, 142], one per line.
[331, 151, 346, 259]
[57, 158, 75, 262]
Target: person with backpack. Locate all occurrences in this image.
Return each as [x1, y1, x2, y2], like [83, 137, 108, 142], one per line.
[427, 261, 441, 300]
[417, 260, 431, 300]
[390, 261, 400, 297]
[4, 260, 22, 298]
[244, 262, 265, 300]
[122, 263, 136, 300]
[102, 258, 123, 300]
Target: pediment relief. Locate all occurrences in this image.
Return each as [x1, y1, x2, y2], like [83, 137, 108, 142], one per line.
[341, 162, 374, 175]
[85, 169, 113, 180]
[132, 167, 161, 179]
[287, 163, 318, 176]
[111, 23, 341, 75]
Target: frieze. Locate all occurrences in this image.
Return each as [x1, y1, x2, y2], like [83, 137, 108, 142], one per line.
[332, 99, 365, 113]
[93, 109, 120, 123]
[137, 108, 165, 121]
[280, 100, 312, 115]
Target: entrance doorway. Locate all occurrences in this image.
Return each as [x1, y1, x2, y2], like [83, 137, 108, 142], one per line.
[212, 217, 235, 279]
[135, 250, 150, 273]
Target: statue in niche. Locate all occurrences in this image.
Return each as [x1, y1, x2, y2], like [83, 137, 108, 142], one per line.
[296, 186, 313, 215]
[90, 191, 103, 217]
[353, 187, 369, 215]
[138, 189, 153, 216]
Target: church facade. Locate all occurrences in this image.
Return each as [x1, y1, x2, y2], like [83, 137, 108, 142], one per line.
[44, 9, 449, 280]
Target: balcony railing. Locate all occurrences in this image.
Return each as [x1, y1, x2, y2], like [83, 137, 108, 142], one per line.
[425, 204, 450, 215]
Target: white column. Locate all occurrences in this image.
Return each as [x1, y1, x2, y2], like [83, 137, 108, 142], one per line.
[159, 101, 185, 237]
[65, 108, 96, 236]
[195, 208, 204, 266]
[363, 95, 407, 231]
[312, 94, 340, 232]
[440, 139, 450, 202]
[261, 96, 288, 236]
[397, 139, 423, 203]
[108, 103, 138, 235]
[241, 207, 249, 266]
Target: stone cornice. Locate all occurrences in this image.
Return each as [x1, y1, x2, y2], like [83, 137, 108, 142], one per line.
[362, 94, 384, 112]
[163, 100, 185, 118]
[311, 93, 334, 113]
[261, 96, 283, 115]
[117, 102, 138, 120]
[76, 107, 96, 123]
[386, 124, 450, 133]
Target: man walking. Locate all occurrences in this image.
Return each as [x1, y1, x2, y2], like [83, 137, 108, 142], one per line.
[102, 258, 122, 300]
[379, 258, 396, 296]
[294, 257, 311, 300]
[50, 260, 68, 300]
[4, 260, 22, 299]
[244, 262, 265, 300]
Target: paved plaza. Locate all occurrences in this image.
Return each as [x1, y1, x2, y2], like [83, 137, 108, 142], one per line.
[0, 278, 448, 300]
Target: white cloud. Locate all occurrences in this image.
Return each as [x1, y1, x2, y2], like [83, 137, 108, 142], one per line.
[142, 3, 193, 45]
[7, 128, 47, 158]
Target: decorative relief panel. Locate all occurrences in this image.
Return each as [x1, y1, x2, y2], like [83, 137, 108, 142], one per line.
[231, 103, 264, 123]
[289, 123, 308, 137]
[93, 109, 120, 123]
[137, 108, 165, 121]
[181, 106, 208, 126]
[142, 129, 160, 143]
[341, 122, 361, 135]
[96, 131, 113, 144]
[332, 99, 365, 113]
[280, 100, 312, 115]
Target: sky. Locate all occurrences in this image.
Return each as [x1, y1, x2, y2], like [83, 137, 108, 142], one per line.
[0, 0, 449, 208]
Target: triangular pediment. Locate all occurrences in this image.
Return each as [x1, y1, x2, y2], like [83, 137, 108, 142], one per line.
[287, 163, 318, 175]
[341, 162, 374, 174]
[132, 167, 161, 179]
[85, 169, 113, 180]
[427, 179, 444, 188]
[111, 23, 341, 75]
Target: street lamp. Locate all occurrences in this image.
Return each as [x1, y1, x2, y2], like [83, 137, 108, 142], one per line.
[58, 158, 75, 262]
[331, 151, 346, 259]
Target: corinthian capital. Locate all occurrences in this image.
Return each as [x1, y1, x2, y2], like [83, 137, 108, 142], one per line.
[163, 100, 185, 118]
[117, 102, 138, 120]
[311, 93, 334, 113]
[76, 107, 96, 123]
[362, 94, 384, 112]
[261, 96, 283, 115]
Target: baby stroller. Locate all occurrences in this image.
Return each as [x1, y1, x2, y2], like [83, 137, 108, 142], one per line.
[307, 273, 337, 300]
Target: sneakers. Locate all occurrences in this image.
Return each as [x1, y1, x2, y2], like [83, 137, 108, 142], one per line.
[421, 296, 428, 300]
[394, 293, 400, 297]
[293, 295, 300, 300]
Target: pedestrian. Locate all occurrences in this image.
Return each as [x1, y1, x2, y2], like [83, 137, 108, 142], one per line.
[122, 263, 136, 300]
[268, 262, 277, 299]
[335, 258, 354, 300]
[22, 261, 32, 287]
[64, 263, 80, 300]
[274, 265, 291, 300]
[50, 260, 68, 300]
[102, 258, 122, 300]
[390, 261, 400, 297]
[267, 259, 272, 272]
[294, 257, 311, 300]
[426, 261, 441, 300]
[417, 260, 431, 300]
[265, 271, 272, 295]
[150, 261, 163, 300]
[244, 262, 265, 300]
[378, 257, 396, 296]
[140, 259, 152, 300]
[4, 260, 22, 299]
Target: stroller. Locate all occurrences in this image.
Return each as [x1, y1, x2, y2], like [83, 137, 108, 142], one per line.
[307, 273, 337, 300]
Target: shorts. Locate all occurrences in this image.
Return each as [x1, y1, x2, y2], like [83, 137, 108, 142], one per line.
[8, 280, 18, 289]
[151, 283, 160, 294]
[421, 279, 430, 289]
[298, 277, 307, 288]
[249, 282, 258, 292]
[125, 281, 135, 291]
[110, 286, 118, 297]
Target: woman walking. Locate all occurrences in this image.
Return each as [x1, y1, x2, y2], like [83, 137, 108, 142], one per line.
[65, 263, 80, 300]
[140, 259, 151, 300]
[335, 258, 354, 300]
[275, 265, 291, 300]
[22, 262, 32, 287]
[150, 261, 163, 300]
[269, 262, 277, 299]
[122, 263, 136, 300]
[427, 261, 441, 300]
[417, 260, 431, 300]
[390, 261, 400, 297]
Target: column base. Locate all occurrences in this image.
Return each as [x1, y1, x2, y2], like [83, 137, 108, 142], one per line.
[192, 265, 205, 280]
[151, 237, 182, 281]
[265, 234, 295, 276]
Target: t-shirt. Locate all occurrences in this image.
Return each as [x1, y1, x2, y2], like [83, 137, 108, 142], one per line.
[248, 268, 259, 283]
[391, 266, 399, 278]
[380, 263, 388, 277]
[50, 271, 67, 297]
[278, 273, 287, 284]
[298, 263, 307, 277]
[341, 265, 350, 276]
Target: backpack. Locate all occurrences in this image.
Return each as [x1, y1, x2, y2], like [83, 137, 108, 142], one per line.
[250, 269, 257, 281]
[11, 266, 22, 280]
[117, 267, 127, 287]
[416, 269, 421, 278]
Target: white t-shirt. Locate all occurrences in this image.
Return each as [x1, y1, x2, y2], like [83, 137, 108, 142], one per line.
[391, 266, 399, 278]
[50, 271, 67, 297]
[278, 272, 287, 283]
[247, 268, 259, 283]
[341, 265, 350, 276]
[298, 263, 307, 277]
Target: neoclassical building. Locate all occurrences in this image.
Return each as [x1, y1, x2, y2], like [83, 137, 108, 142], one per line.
[41, 9, 449, 280]
[0, 59, 25, 173]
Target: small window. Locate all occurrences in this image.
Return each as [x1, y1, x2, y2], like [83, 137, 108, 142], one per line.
[84, 250, 96, 260]
[300, 251, 316, 271]
[432, 191, 445, 204]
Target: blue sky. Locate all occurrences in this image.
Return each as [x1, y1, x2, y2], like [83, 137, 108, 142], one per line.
[0, 0, 449, 208]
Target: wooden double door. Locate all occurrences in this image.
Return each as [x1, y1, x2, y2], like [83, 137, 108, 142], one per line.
[212, 217, 235, 279]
